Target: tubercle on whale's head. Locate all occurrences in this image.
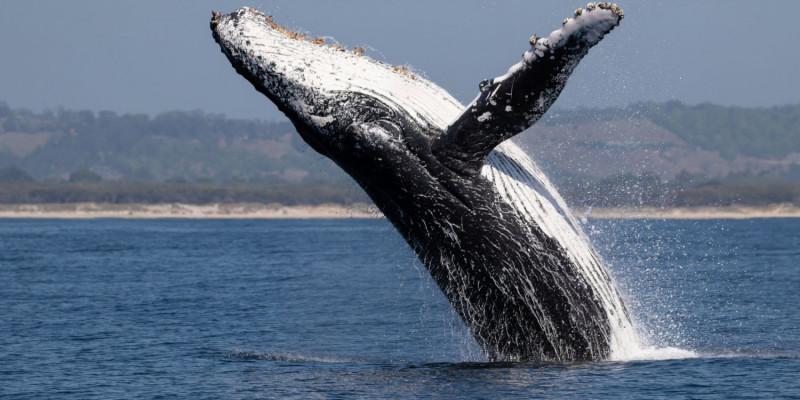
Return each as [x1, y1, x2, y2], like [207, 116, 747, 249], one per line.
[211, 8, 346, 140]
[211, 8, 461, 157]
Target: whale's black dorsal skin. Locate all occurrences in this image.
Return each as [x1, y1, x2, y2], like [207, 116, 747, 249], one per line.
[211, 3, 634, 362]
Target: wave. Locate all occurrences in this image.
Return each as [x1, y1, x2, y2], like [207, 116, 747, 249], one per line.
[612, 346, 699, 361]
[214, 349, 382, 364]
[214, 346, 800, 369]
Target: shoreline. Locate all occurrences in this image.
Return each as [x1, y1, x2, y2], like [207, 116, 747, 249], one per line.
[1, 202, 800, 219]
[573, 204, 800, 219]
[0, 203, 381, 219]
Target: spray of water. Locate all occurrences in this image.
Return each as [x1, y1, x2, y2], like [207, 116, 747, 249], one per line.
[482, 140, 701, 362]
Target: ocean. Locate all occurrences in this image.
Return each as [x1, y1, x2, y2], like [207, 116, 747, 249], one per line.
[1, 217, 798, 399]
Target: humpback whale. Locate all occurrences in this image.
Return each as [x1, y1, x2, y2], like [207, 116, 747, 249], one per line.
[211, 3, 636, 362]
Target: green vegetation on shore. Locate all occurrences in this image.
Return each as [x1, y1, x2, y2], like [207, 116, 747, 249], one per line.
[2, 100, 800, 207]
[0, 103, 340, 183]
[0, 181, 368, 206]
[2, 177, 798, 208]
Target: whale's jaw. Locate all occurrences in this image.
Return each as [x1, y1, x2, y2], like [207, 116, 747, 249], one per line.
[212, 3, 635, 362]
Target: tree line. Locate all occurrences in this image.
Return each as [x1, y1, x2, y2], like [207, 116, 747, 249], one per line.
[1, 102, 339, 182]
[4, 100, 800, 178]
[3, 100, 800, 207]
[0, 181, 369, 206]
[3, 167, 799, 207]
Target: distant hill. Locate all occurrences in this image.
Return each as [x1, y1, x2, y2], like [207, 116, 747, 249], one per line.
[0, 103, 344, 183]
[3, 101, 799, 185]
[519, 101, 800, 183]
[1, 100, 800, 207]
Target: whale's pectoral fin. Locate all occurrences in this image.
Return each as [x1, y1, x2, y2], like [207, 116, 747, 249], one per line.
[432, 2, 623, 176]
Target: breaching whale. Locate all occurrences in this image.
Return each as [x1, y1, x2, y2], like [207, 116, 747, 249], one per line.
[211, 2, 636, 362]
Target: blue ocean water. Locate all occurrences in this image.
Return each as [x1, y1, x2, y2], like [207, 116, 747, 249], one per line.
[1, 217, 798, 399]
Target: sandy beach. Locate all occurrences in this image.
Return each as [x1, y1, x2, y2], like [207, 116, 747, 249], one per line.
[0, 203, 381, 219]
[1, 202, 800, 219]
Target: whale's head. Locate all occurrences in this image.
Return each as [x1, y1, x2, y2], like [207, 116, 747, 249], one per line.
[211, 8, 462, 162]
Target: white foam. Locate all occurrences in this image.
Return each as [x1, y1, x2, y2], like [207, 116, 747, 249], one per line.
[611, 346, 699, 361]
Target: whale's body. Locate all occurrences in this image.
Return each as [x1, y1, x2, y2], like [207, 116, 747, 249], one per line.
[212, 3, 636, 362]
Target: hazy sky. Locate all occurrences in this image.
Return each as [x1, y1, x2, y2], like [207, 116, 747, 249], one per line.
[2, 1, 799, 120]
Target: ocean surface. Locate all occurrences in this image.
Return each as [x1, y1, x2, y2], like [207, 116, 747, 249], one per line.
[1, 217, 798, 399]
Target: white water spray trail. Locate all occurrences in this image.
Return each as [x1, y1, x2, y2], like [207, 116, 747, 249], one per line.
[483, 141, 699, 361]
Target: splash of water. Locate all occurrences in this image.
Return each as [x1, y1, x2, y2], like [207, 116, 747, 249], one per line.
[484, 141, 649, 361]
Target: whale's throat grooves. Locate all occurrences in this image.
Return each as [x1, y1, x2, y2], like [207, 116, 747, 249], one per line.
[211, 3, 639, 362]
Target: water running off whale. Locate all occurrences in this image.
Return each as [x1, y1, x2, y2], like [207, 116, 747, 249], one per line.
[211, 3, 644, 362]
